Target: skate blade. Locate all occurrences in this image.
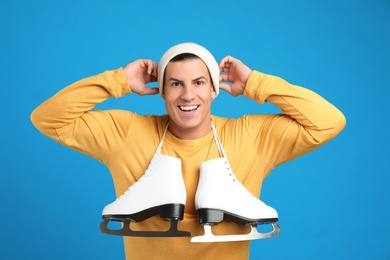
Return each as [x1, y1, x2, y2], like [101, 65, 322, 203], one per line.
[100, 219, 192, 237]
[191, 222, 281, 243]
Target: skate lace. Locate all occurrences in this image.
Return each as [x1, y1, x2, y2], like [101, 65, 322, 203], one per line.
[130, 159, 155, 191]
[224, 159, 258, 199]
[117, 158, 156, 199]
[212, 123, 260, 201]
[117, 124, 169, 200]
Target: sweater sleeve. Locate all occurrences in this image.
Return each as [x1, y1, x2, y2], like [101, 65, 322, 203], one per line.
[243, 70, 346, 168]
[31, 68, 132, 161]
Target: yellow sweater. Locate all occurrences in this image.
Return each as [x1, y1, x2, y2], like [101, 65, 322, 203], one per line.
[31, 69, 345, 259]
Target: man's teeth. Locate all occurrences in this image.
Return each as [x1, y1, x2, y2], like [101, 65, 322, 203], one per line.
[179, 105, 198, 111]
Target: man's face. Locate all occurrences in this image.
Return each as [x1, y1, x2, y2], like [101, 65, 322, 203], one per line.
[162, 58, 216, 139]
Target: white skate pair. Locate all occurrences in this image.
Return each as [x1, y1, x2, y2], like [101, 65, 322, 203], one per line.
[100, 124, 281, 242]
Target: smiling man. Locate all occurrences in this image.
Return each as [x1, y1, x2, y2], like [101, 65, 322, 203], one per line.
[163, 53, 216, 139]
[31, 42, 346, 259]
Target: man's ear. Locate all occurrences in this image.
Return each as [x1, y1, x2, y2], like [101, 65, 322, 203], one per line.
[211, 89, 217, 100]
[161, 87, 166, 100]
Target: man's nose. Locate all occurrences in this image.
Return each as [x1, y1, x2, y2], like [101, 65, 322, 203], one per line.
[181, 85, 195, 101]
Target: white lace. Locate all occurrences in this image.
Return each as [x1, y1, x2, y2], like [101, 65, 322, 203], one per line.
[212, 123, 260, 201]
[117, 124, 169, 199]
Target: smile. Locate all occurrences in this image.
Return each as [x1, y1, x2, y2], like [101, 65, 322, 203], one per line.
[179, 105, 199, 111]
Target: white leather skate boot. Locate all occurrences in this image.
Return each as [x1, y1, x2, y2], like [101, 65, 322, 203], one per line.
[191, 124, 280, 242]
[100, 125, 191, 237]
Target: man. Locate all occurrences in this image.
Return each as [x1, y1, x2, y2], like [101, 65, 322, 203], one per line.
[31, 42, 346, 259]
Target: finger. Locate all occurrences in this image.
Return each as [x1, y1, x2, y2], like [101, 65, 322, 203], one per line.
[219, 82, 232, 94]
[219, 55, 232, 66]
[140, 87, 159, 96]
[146, 61, 158, 82]
[219, 55, 236, 71]
[150, 61, 158, 81]
[145, 60, 155, 75]
[219, 74, 231, 83]
[150, 61, 158, 75]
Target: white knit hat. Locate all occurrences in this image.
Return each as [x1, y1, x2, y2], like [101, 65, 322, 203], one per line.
[157, 42, 220, 97]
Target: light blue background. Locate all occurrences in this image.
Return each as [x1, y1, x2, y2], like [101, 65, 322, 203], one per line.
[1, 0, 389, 259]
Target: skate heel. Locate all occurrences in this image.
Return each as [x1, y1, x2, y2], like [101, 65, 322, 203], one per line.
[198, 209, 224, 224]
[159, 204, 185, 220]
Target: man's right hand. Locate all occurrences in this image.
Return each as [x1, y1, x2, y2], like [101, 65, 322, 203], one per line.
[123, 59, 159, 96]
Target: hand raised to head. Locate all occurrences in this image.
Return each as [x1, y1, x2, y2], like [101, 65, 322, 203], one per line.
[219, 56, 252, 96]
[123, 59, 159, 96]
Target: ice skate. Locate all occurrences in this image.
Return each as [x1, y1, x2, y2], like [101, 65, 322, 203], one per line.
[191, 124, 280, 243]
[100, 125, 191, 238]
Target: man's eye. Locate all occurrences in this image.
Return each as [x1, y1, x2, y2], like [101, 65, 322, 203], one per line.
[173, 82, 181, 87]
[195, 81, 204, 85]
